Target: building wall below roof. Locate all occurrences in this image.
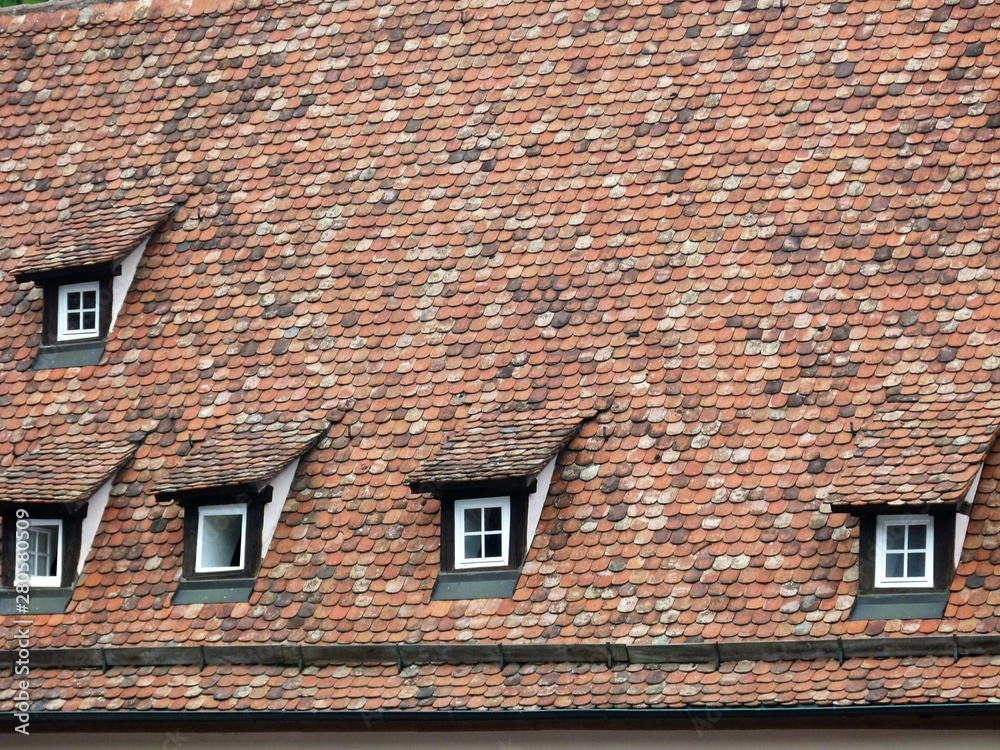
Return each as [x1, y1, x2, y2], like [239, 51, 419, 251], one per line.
[16, 729, 1000, 749]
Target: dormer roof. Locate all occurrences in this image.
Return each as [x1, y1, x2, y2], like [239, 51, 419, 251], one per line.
[10, 197, 181, 282]
[155, 416, 332, 499]
[829, 389, 1000, 509]
[0, 438, 138, 504]
[408, 407, 597, 492]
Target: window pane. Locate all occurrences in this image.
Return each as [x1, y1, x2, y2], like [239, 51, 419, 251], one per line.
[885, 525, 906, 550]
[67, 291, 81, 308]
[885, 551, 905, 579]
[82, 311, 96, 330]
[45, 527, 58, 576]
[464, 507, 481, 533]
[67, 312, 81, 330]
[908, 524, 926, 549]
[200, 512, 244, 570]
[28, 528, 48, 576]
[484, 506, 503, 532]
[27, 523, 59, 579]
[82, 290, 97, 308]
[484, 532, 503, 559]
[464, 534, 482, 560]
[908, 552, 926, 578]
[454, 496, 510, 569]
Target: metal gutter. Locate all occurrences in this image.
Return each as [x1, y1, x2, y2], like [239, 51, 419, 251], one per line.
[3, 634, 1000, 673]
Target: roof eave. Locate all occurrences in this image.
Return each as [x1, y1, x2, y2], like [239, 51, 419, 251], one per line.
[12, 258, 118, 284]
[829, 498, 962, 514]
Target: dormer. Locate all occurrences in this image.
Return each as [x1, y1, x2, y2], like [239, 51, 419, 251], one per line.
[154, 417, 332, 605]
[0, 438, 140, 615]
[408, 408, 597, 600]
[10, 197, 181, 369]
[829, 391, 998, 620]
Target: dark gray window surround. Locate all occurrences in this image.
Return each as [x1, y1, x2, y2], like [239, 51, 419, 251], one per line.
[0, 503, 86, 615]
[165, 485, 271, 606]
[432, 477, 534, 601]
[850, 509, 956, 620]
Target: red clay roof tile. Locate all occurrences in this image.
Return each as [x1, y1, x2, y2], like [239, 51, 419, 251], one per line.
[10, 197, 182, 281]
[0, 0, 996, 721]
[408, 407, 598, 489]
[0, 438, 137, 504]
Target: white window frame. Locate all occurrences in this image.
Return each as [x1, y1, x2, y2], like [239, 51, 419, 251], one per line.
[195, 503, 248, 574]
[26, 518, 63, 588]
[57, 281, 101, 341]
[875, 514, 934, 588]
[454, 496, 510, 570]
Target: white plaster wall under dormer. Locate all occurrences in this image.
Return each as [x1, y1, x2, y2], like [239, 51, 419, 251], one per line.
[260, 457, 301, 563]
[954, 463, 983, 567]
[526, 455, 557, 550]
[109, 235, 150, 331]
[78, 476, 115, 575]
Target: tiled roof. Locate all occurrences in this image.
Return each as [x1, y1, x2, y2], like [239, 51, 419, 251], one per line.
[9, 197, 181, 281]
[0, 0, 998, 722]
[829, 389, 1000, 508]
[156, 416, 331, 497]
[3, 655, 999, 713]
[408, 408, 597, 489]
[0, 439, 138, 504]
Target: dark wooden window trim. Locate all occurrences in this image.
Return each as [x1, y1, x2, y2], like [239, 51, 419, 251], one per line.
[857, 509, 955, 595]
[178, 486, 270, 581]
[0, 503, 86, 589]
[40, 267, 116, 346]
[438, 479, 532, 574]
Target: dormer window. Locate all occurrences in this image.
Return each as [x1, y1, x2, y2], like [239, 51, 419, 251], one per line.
[828, 392, 991, 620]
[9, 197, 182, 369]
[407, 408, 599, 600]
[2, 513, 79, 591]
[181, 492, 265, 582]
[0, 438, 139, 615]
[844, 510, 955, 620]
[25, 518, 64, 587]
[39, 273, 113, 354]
[56, 281, 102, 341]
[859, 508, 955, 594]
[195, 502, 249, 575]
[875, 514, 934, 588]
[454, 496, 510, 569]
[440, 485, 528, 577]
[153, 417, 333, 604]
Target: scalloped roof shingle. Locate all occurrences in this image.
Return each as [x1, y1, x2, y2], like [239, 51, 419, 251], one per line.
[10, 197, 181, 281]
[0, 439, 138, 504]
[0, 0, 998, 720]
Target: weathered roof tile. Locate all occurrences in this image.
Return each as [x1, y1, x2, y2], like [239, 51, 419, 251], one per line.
[408, 408, 597, 490]
[10, 197, 182, 281]
[0, 439, 138, 504]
